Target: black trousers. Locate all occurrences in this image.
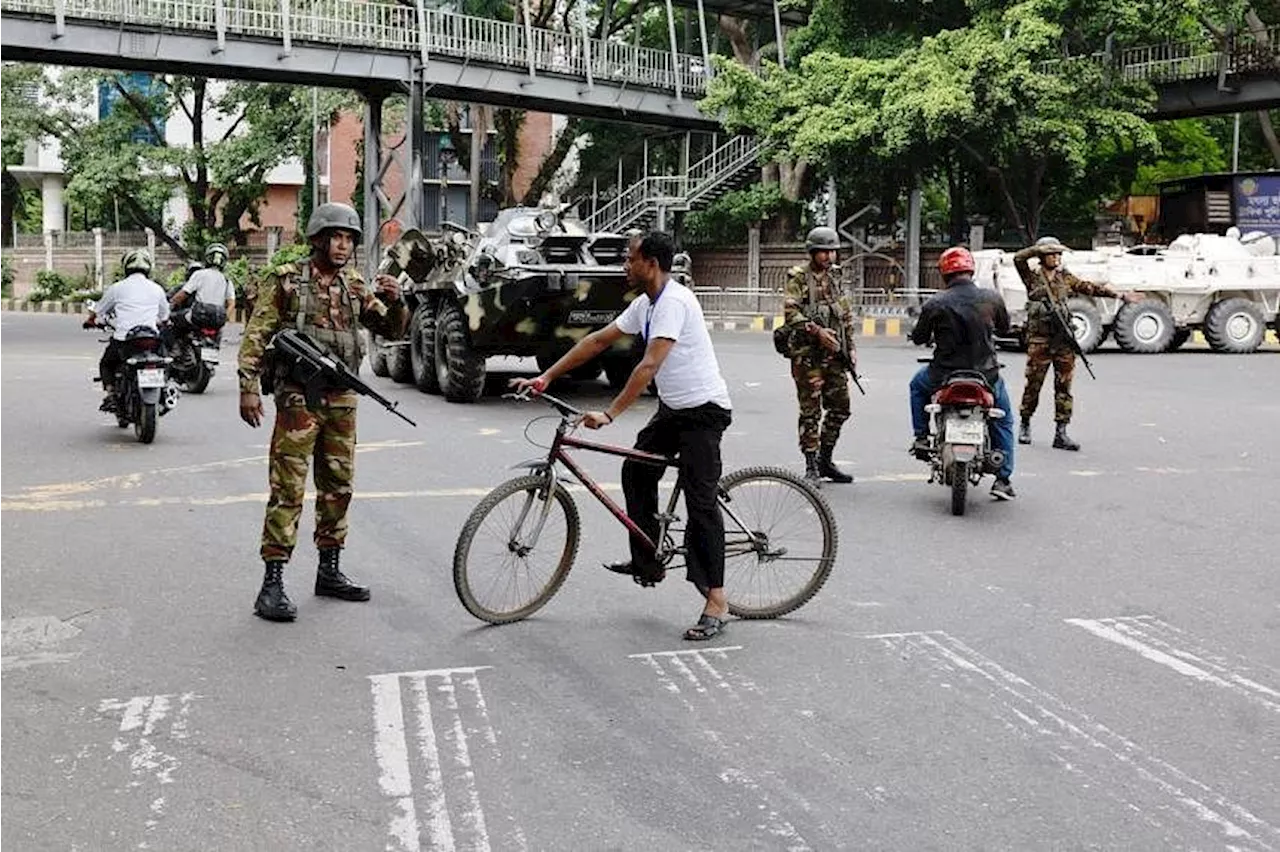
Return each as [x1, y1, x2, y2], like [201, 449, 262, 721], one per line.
[99, 340, 125, 388]
[622, 401, 732, 589]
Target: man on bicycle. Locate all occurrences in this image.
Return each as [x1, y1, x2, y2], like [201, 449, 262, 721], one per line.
[511, 230, 734, 641]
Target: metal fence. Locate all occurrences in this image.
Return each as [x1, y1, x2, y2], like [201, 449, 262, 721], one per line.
[1037, 25, 1279, 83]
[1, 0, 710, 98]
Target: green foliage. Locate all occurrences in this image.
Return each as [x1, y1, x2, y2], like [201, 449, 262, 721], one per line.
[30, 269, 91, 301]
[3, 66, 356, 251]
[1130, 120, 1227, 194]
[1, 255, 14, 298]
[684, 184, 797, 245]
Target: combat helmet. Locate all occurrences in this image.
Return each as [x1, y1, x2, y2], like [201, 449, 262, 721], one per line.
[1035, 235, 1068, 254]
[121, 248, 154, 276]
[805, 226, 840, 253]
[306, 202, 363, 241]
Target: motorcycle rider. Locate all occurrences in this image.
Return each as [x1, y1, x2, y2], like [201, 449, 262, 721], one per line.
[83, 248, 170, 412]
[172, 243, 236, 321]
[909, 246, 1017, 500]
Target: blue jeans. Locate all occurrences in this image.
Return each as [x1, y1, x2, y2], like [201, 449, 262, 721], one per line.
[910, 366, 1015, 481]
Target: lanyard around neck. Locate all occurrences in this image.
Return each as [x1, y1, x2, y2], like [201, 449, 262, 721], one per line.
[643, 281, 668, 341]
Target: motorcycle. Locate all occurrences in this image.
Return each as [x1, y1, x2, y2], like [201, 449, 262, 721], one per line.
[165, 286, 226, 394]
[87, 303, 181, 444]
[915, 363, 1007, 516]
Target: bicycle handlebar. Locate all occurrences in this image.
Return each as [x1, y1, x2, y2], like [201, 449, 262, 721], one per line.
[503, 387, 585, 419]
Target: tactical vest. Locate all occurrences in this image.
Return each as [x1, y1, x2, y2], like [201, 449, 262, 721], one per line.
[288, 262, 366, 374]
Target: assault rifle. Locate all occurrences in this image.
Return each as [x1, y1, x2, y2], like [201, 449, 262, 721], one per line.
[811, 304, 867, 395]
[1042, 292, 1097, 380]
[267, 328, 417, 426]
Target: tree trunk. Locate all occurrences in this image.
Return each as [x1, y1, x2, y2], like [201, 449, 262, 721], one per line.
[1, 170, 18, 248]
[521, 117, 583, 206]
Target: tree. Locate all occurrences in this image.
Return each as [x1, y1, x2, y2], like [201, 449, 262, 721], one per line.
[1, 64, 351, 257]
[1, 64, 43, 244]
[703, 1, 1161, 243]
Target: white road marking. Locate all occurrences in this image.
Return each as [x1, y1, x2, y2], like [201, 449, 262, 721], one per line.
[370, 674, 422, 852]
[630, 647, 807, 847]
[1066, 616, 1280, 715]
[369, 667, 518, 852]
[1, 615, 83, 671]
[868, 631, 1280, 849]
[95, 692, 196, 848]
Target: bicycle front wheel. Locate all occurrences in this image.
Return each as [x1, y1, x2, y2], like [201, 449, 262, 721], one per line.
[718, 466, 838, 619]
[453, 475, 581, 624]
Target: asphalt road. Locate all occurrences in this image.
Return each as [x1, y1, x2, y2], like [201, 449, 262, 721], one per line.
[3, 311, 1279, 851]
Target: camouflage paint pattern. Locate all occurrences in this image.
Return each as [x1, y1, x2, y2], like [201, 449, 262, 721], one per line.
[381, 215, 641, 359]
[782, 263, 857, 359]
[260, 395, 356, 560]
[1012, 246, 1118, 341]
[791, 357, 851, 452]
[1020, 340, 1076, 423]
[783, 262, 856, 451]
[237, 255, 407, 561]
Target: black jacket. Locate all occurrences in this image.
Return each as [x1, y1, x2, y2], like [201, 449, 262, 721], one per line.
[910, 277, 1009, 384]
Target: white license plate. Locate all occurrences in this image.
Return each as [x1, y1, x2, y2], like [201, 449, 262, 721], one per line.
[945, 419, 985, 445]
[199, 347, 220, 363]
[137, 368, 167, 389]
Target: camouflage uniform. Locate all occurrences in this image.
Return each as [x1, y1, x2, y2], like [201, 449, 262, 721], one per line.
[238, 260, 407, 561]
[783, 263, 856, 454]
[1013, 246, 1116, 425]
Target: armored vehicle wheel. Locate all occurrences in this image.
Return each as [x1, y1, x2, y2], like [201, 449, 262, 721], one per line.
[1204, 298, 1266, 353]
[435, 301, 486, 403]
[387, 338, 413, 383]
[1114, 300, 1174, 353]
[1166, 328, 1192, 351]
[367, 332, 390, 377]
[1067, 297, 1104, 353]
[409, 304, 441, 394]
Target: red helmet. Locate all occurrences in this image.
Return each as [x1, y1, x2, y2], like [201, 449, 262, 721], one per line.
[938, 246, 975, 277]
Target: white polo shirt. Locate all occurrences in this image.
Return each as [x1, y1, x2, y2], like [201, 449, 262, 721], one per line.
[615, 279, 731, 411]
[96, 273, 170, 342]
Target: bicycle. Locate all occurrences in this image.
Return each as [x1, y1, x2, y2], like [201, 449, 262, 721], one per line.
[452, 389, 839, 625]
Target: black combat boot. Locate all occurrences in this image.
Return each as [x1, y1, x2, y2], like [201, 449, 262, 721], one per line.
[1052, 423, 1080, 451]
[803, 451, 822, 486]
[1018, 419, 1032, 445]
[316, 547, 371, 601]
[254, 561, 297, 622]
[818, 444, 853, 483]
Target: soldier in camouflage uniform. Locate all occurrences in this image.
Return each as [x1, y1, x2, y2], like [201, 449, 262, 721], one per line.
[782, 226, 857, 485]
[237, 202, 408, 622]
[1014, 236, 1140, 451]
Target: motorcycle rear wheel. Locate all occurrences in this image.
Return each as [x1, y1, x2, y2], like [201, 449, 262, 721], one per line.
[185, 361, 212, 394]
[950, 460, 968, 516]
[135, 402, 157, 444]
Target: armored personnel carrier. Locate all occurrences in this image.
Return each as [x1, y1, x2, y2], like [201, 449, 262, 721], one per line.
[975, 230, 1280, 354]
[368, 207, 645, 402]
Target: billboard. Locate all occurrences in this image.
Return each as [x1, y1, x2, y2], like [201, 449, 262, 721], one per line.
[1235, 174, 1280, 236]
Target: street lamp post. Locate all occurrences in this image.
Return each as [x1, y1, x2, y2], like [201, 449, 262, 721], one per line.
[438, 133, 457, 230]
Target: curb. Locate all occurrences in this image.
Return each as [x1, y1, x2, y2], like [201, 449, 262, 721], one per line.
[705, 316, 912, 337]
[2, 299, 252, 323]
[2, 298, 90, 314]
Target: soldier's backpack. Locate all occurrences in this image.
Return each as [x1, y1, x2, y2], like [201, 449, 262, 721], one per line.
[772, 267, 821, 357]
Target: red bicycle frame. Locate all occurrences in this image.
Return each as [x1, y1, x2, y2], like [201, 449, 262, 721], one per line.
[543, 424, 677, 556]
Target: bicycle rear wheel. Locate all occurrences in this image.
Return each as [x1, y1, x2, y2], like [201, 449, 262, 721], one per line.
[718, 466, 838, 618]
[453, 474, 581, 624]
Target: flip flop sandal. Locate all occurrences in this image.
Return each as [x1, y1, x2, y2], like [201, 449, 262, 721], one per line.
[683, 613, 727, 641]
